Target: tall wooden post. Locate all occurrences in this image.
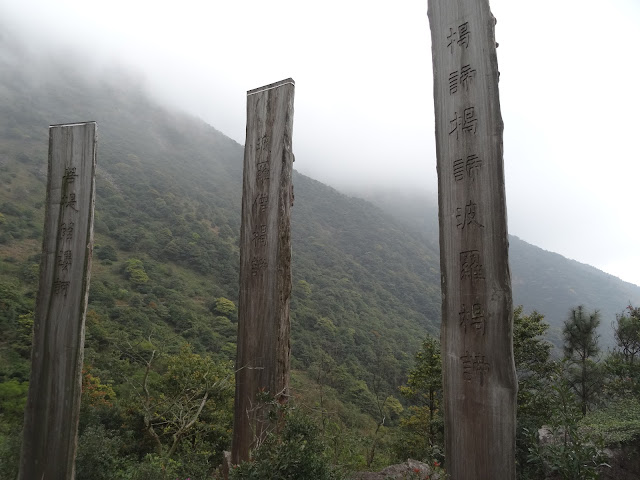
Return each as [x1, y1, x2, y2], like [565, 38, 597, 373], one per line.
[19, 122, 97, 479]
[232, 79, 295, 464]
[428, 2, 517, 478]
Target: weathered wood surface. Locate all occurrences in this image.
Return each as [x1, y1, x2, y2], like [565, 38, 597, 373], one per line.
[427, 1, 517, 479]
[232, 79, 295, 464]
[19, 122, 97, 479]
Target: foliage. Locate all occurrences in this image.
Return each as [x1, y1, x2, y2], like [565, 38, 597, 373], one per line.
[512, 306, 558, 479]
[396, 335, 443, 463]
[211, 297, 237, 320]
[123, 258, 150, 287]
[231, 408, 344, 480]
[123, 342, 234, 463]
[75, 424, 128, 480]
[613, 305, 640, 364]
[0, 378, 29, 419]
[96, 244, 118, 262]
[563, 306, 603, 416]
[580, 397, 640, 445]
[527, 383, 609, 480]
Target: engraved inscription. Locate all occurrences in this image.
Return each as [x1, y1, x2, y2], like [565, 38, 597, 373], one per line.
[460, 250, 484, 282]
[449, 107, 478, 139]
[456, 201, 484, 229]
[61, 193, 78, 211]
[449, 65, 476, 95]
[257, 161, 270, 184]
[466, 154, 482, 179]
[447, 22, 471, 54]
[57, 250, 72, 272]
[252, 225, 267, 247]
[63, 167, 78, 184]
[459, 302, 485, 334]
[461, 351, 490, 384]
[453, 154, 482, 182]
[59, 222, 74, 241]
[255, 134, 269, 153]
[460, 64, 476, 90]
[255, 194, 269, 213]
[251, 257, 268, 276]
[53, 278, 70, 296]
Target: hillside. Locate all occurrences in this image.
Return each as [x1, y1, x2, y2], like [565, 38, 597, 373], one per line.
[351, 187, 640, 348]
[0, 29, 442, 424]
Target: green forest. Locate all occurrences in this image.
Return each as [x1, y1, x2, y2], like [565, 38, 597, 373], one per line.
[1, 31, 640, 479]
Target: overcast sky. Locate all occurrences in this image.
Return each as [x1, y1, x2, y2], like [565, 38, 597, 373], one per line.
[2, 0, 639, 287]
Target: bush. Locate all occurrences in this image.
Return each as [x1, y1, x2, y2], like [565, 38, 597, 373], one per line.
[231, 409, 343, 480]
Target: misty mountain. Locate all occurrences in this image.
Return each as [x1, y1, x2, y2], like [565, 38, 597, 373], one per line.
[351, 186, 640, 347]
[1, 24, 637, 405]
[0, 28, 445, 414]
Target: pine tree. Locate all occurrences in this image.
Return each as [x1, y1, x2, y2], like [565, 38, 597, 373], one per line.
[563, 305, 602, 416]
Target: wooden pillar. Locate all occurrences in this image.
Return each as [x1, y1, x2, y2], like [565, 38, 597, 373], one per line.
[19, 122, 97, 480]
[232, 79, 295, 464]
[427, 2, 517, 478]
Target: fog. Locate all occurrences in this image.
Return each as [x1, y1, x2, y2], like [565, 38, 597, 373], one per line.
[1, 0, 639, 287]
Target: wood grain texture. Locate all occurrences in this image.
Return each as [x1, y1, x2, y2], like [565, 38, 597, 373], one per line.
[427, 1, 517, 478]
[232, 79, 295, 464]
[19, 122, 97, 480]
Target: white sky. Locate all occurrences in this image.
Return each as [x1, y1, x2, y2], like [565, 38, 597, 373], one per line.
[2, 0, 639, 286]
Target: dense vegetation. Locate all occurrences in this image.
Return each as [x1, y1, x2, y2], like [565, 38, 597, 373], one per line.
[1, 29, 639, 479]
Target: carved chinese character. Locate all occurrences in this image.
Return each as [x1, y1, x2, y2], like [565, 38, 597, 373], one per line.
[449, 107, 478, 139]
[251, 257, 268, 276]
[252, 225, 267, 247]
[459, 302, 486, 334]
[58, 250, 72, 272]
[53, 279, 70, 296]
[59, 222, 74, 241]
[63, 167, 78, 184]
[446, 22, 471, 54]
[460, 250, 484, 282]
[257, 161, 270, 184]
[257, 194, 269, 213]
[453, 154, 482, 182]
[255, 135, 269, 153]
[456, 201, 484, 229]
[448, 65, 475, 95]
[461, 351, 490, 384]
[61, 193, 78, 211]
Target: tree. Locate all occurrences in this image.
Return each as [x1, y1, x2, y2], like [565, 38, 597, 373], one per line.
[397, 335, 443, 462]
[513, 306, 557, 417]
[563, 306, 602, 416]
[122, 341, 234, 465]
[606, 305, 640, 398]
[613, 305, 640, 364]
[512, 306, 558, 478]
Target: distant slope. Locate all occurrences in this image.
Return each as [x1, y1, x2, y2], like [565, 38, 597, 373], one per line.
[0, 30, 443, 412]
[509, 235, 640, 346]
[352, 187, 640, 348]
